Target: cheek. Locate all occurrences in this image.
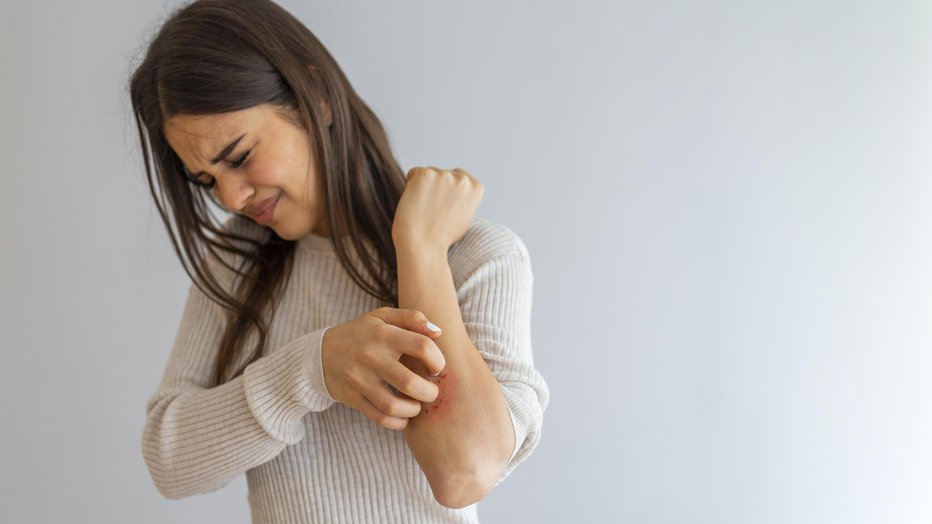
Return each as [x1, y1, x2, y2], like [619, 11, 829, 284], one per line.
[247, 159, 284, 189]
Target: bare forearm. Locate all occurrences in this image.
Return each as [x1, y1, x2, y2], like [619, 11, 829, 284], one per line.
[395, 243, 514, 508]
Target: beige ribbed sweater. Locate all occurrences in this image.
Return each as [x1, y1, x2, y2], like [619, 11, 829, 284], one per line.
[141, 215, 549, 523]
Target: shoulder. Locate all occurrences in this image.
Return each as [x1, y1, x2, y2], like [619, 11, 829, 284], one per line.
[448, 215, 532, 284]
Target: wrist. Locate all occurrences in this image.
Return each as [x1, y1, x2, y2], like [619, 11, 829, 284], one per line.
[393, 236, 448, 260]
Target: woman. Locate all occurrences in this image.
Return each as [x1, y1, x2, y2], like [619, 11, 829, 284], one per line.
[130, 1, 549, 522]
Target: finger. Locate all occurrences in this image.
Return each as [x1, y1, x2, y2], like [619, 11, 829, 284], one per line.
[370, 307, 443, 339]
[452, 168, 479, 186]
[354, 394, 410, 431]
[370, 308, 446, 374]
[382, 360, 440, 403]
[392, 328, 446, 376]
[407, 166, 441, 179]
[366, 381, 423, 418]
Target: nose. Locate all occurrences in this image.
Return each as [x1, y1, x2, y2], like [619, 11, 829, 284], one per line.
[212, 171, 254, 213]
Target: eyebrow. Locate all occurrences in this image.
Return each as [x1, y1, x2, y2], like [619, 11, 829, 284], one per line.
[187, 133, 246, 177]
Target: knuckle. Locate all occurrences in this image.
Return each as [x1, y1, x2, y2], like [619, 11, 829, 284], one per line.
[371, 324, 396, 345]
[400, 376, 420, 396]
[376, 397, 396, 415]
[373, 323, 391, 341]
[417, 337, 434, 355]
[346, 370, 366, 390]
[359, 348, 379, 366]
[407, 167, 431, 179]
[390, 400, 411, 418]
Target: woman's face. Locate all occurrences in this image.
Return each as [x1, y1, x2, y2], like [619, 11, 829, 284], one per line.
[163, 102, 331, 240]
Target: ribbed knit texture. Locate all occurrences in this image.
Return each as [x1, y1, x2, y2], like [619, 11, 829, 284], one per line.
[141, 215, 550, 523]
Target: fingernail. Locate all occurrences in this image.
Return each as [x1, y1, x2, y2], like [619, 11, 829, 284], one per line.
[432, 370, 442, 377]
[425, 321, 442, 333]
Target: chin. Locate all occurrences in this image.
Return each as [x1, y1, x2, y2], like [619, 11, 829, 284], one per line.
[269, 223, 303, 241]
[272, 228, 297, 241]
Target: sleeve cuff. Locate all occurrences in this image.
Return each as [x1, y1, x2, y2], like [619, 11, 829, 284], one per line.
[494, 383, 547, 487]
[501, 386, 533, 464]
[304, 326, 335, 403]
[241, 327, 335, 444]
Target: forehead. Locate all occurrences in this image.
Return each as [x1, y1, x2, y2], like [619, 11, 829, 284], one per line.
[163, 105, 270, 167]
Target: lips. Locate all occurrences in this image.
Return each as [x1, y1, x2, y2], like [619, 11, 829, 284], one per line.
[248, 194, 280, 225]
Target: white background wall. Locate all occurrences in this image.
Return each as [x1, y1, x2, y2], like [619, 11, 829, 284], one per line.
[2, 1, 931, 522]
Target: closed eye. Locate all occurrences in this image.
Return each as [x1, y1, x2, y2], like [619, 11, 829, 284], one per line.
[229, 149, 251, 169]
[184, 149, 251, 189]
[182, 166, 214, 189]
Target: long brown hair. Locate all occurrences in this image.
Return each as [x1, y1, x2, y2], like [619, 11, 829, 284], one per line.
[129, 0, 404, 386]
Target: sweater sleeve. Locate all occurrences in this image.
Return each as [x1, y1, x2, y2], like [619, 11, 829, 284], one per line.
[455, 236, 550, 487]
[141, 279, 336, 499]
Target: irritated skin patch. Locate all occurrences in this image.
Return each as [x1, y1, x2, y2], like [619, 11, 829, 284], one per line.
[423, 372, 451, 416]
[396, 354, 453, 418]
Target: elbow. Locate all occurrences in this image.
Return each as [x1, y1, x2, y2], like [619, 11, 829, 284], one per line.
[142, 440, 176, 499]
[142, 435, 235, 500]
[429, 463, 503, 509]
[426, 436, 514, 509]
[140, 395, 236, 500]
[142, 433, 201, 500]
[144, 455, 231, 500]
[153, 479, 189, 501]
[143, 453, 192, 500]
[145, 466, 184, 500]
[146, 459, 221, 500]
[431, 475, 492, 509]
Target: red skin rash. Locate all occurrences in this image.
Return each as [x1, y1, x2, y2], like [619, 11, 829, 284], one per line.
[422, 372, 452, 416]
[398, 355, 453, 418]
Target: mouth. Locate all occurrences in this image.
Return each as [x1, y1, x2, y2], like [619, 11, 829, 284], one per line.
[248, 194, 281, 226]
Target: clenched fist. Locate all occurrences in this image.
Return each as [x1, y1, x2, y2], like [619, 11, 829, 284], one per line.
[392, 167, 484, 253]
